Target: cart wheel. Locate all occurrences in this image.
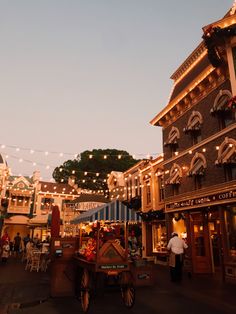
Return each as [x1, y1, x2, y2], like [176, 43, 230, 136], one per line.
[121, 284, 135, 308]
[81, 269, 90, 313]
[120, 272, 135, 308]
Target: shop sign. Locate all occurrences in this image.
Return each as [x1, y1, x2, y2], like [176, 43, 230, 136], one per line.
[99, 264, 128, 270]
[166, 190, 236, 211]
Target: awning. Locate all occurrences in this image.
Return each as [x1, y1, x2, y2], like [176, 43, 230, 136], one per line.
[71, 200, 141, 224]
[215, 144, 236, 165]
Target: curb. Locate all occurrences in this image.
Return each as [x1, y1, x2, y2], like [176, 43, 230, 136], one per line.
[7, 298, 49, 313]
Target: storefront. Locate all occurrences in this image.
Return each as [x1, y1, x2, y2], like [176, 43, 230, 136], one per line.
[165, 187, 236, 282]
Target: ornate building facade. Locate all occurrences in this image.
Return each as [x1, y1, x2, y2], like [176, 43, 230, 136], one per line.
[151, 7, 236, 282]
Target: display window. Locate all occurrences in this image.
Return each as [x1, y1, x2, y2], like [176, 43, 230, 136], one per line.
[225, 206, 236, 258]
[172, 213, 187, 239]
[152, 223, 167, 253]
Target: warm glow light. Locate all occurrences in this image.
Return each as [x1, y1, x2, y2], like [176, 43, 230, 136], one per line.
[216, 146, 219, 150]
[1, 144, 5, 149]
[189, 150, 192, 154]
[89, 154, 93, 159]
[118, 155, 122, 159]
[96, 173, 99, 176]
[104, 155, 107, 159]
[72, 170, 75, 174]
[202, 148, 206, 152]
[84, 172, 87, 175]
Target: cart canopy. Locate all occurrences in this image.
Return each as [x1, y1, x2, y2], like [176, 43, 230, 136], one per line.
[71, 200, 141, 224]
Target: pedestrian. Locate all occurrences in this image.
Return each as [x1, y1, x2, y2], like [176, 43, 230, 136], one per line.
[1, 240, 10, 263]
[167, 232, 188, 282]
[23, 234, 31, 251]
[13, 232, 22, 257]
[1, 230, 10, 247]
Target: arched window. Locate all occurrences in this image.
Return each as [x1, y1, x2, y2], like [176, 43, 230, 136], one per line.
[211, 90, 235, 129]
[215, 137, 236, 181]
[188, 153, 207, 189]
[184, 111, 203, 145]
[165, 163, 182, 195]
[164, 126, 180, 156]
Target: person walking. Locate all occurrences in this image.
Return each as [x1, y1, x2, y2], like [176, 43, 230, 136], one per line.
[13, 232, 22, 257]
[167, 232, 188, 282]
[1, 240, 10, 263]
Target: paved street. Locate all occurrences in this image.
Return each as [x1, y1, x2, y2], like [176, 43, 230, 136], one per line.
[1, 257, 236, 314]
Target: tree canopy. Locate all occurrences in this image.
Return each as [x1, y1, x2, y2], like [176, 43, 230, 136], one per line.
[52, 149, 139, 194]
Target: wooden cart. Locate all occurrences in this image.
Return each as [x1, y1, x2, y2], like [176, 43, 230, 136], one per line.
[74, 222, 135, 312]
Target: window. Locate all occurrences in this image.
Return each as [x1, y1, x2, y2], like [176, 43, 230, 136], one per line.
[192, 131, 202, 145]
[184, 111, 203, 145]
[158, 176, 164, 202]
[135, 178, 138, 197]
[41, 198, 54, 210]
[225, 206, 236, 257]
[152, 223, 167, 253]
[164, 126, 180, 157]
[188, 153, 206, 189]
[216, 138, 236, 181]
[224, 164, 236, 181]
[194, 175, 203, 190]
[146, 184, 151, 205]
[218, 110, 235, 130]
[211, 90, 235, 130]
[172, 184, 179, 196]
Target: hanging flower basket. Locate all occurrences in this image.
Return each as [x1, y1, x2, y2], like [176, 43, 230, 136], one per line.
[227, 96, 236, 111]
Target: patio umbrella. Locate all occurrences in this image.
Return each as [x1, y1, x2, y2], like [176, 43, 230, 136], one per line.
[51, 205, 60, 237]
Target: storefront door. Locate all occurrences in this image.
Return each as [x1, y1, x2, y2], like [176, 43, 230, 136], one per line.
[208, 214, 222, 273]
[190, 212, 212, 273]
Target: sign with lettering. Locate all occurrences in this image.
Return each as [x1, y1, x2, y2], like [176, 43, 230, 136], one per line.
[99, 264, 128, 270]
[166, 189, 236, 211]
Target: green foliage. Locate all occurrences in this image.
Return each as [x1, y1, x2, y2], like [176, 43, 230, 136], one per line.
[52, 149, 139, 193]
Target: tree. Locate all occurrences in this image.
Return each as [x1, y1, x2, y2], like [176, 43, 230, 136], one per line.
[52, 149, 139, 194]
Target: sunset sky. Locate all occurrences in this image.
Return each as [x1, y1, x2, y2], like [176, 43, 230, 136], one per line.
[0, 0, 233, 180]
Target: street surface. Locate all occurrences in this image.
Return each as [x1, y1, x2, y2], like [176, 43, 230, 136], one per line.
[0, 258, 235, 314]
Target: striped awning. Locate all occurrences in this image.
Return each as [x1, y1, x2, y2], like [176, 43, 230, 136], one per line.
[71, 200, 141, 224]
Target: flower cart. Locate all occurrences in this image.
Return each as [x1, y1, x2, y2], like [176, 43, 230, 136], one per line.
[74, 221, 135, 312]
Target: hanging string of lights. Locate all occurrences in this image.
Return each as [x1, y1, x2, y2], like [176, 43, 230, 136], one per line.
[0, 142, 161, 160]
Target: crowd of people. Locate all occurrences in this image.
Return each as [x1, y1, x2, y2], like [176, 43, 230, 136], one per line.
[0, 230, 50, 263]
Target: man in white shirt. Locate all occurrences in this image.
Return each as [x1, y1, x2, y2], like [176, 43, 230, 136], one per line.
[167, 232, 188, 282]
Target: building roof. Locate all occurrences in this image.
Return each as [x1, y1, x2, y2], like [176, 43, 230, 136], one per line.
[39, 181, 78, 195]
[169, 54, 210, 103]
[70, 193, 110, 204]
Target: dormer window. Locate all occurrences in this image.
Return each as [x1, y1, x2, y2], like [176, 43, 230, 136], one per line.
[188, 153, 207, 189]
[184, 111, 203, 145]
[164, 126, 180, 156]
[215, 137, 236, 181]
[211, 90, 235, 130]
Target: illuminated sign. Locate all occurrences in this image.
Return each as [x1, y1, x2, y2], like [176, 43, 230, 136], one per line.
[166, 190, 236, 211]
